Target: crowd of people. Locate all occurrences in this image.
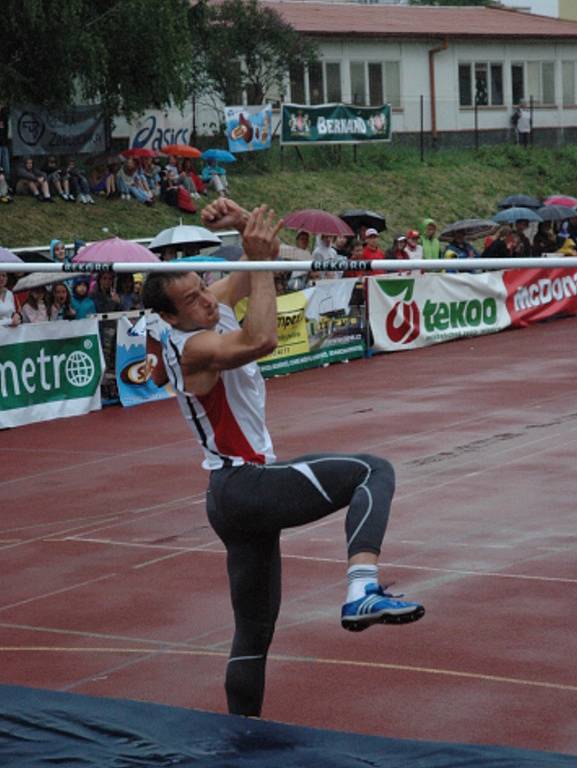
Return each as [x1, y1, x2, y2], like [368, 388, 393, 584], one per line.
[0, 151, 229, 211]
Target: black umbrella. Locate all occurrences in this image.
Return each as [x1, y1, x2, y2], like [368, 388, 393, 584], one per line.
[338, 209, 387, 233]
[497, 194, 541, 210]
[210, 244, 244, 261]
[537, 205, 577, 222]
[439, 218, 498, 242]
[15, 250, 54, 263]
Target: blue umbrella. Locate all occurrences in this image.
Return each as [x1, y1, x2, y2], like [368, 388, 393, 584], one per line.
[202, 149, 237, 163]
[497, 194, 541, 210]
[493, 206, 542, 223]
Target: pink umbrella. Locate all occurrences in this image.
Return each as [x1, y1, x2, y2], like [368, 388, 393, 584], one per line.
[72, 238, 160, 263]
[283, 209, 354, 237]
[543, 195, 577, 209]
[0, 246, 23, 263]
[121, 147, 157, 159]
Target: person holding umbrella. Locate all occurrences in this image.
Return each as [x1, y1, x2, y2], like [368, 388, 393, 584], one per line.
[443, 229, 480, 263]
[201, 156, 229, 197]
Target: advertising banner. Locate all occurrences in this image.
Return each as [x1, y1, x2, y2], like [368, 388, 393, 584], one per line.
[12, 105, 105, 156]
[128, 109, 194, 152]
[281, 103, 391, 145]
[0, 319, 104, 428]
[115, 317, 173, 407]
[503, 267, 577, 327]
[368, 273, 509, 352]
[225, 105, 272, 153]
[258, 281, 365, 377]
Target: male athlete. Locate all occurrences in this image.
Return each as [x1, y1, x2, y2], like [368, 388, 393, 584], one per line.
[143, 200, 424, 718]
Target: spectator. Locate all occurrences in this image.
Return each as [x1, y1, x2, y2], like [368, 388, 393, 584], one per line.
[0, 164, 13, 203]
[132, 273, 144, 300]
[0, 104, 10, 177]
[362, 228, 385, 261]
[41, 155, 74, 201]
[89, 158, 119, 199]
[0, 271, 21, 326]
[481, 226, 514, 259]
[49, 282, 76, 320]
[116, 273, 143, 311]
[295, 230, 310, 252]
[181, 157, 204, 198]
[91, 272, 121, 313]
[201, 157, 229, 197]
[420, 218, 441, 260]
[15, 157, 53, 202]
[513, 219, 532, 257]
[405, 229, 423, 260]
[387, 234, 409, 261]
[63, 157, 94, 204]
[558, 213, 577, 250]
[21, 285, 49, 323]
[343, 239, 366, 277]
[71, 277, 96, 319]
[140, 155, 162, 199]
[511, 102, 531, 148]
[50, 239, 68, 263]
[443, 230, 479, 261]
[532, 222, 557, 257]
[117, 157, 154, 205]
[334, 235, 353, 258]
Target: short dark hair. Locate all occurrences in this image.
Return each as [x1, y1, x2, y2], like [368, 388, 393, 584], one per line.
[142, 272, 188, 315]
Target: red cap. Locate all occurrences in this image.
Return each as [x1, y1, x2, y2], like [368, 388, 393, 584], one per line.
[406, 229, 420, 239]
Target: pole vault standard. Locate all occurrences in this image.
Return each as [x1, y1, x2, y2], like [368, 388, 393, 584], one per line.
[1, 257, 577, 274]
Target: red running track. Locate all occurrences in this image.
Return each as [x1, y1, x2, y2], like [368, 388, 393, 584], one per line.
[1, 317, 576, 755]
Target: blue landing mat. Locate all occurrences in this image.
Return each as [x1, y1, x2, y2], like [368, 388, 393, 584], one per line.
[1, 685, 576, 767]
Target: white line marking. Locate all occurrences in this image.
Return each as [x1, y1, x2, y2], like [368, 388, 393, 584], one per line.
[0, 574, 117, 613]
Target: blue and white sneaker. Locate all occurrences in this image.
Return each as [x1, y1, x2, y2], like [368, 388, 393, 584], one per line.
[341, 584, 425, 632]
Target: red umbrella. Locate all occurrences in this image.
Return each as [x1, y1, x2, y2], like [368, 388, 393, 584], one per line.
[161, 144, 202, 159]
[543, 194, 577, 209]
[72, 238, 160, 263]
[121, 147, 157, 159]
[283, 209, 354, 237]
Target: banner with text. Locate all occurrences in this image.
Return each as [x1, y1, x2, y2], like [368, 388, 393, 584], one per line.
[225, 105, 273, 153]
[281, 103, 391, 145]
[128, 110, 194, 152]
[0, 320, 104, 428]
[12, 105, 106, 156]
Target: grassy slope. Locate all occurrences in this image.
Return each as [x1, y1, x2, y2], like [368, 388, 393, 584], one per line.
[2, 145, 577, 250]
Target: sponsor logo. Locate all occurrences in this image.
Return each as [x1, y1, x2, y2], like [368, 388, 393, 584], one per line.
[17, 111, 45, 146]
[423, 297, 497, 332]
[378, 279, 420, 344]
[0, 336, 101, 410]
[513, 273, 577, 311]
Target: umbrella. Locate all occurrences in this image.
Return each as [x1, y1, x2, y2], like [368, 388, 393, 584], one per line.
[149, 225, 222, 253]
[13, 273, 66, 292]
[338, 209, 387, 233]
[0, 246, 22, 263]
[73, 238, 160, 263]
[16, 251, 53, 263]
[283, 209, 354, 237]
[493, 207, 542, 224]
[543, 194, 577, 208]
[497, 194, 541, 210]
[210, 244, 244, 261]
[121, 147, 157, 159]
[202, 149, 237, 164]
[537, 205, 577, 222]
[439, 219, 499, 242]
[161, 144, 202, 159]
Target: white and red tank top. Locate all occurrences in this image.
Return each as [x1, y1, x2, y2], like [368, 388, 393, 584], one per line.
[162, 303, 276, 470]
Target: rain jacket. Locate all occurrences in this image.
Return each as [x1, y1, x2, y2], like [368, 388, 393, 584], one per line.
[419, 218, 441, 260]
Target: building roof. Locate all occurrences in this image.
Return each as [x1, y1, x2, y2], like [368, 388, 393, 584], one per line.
[262, 1, 577, 40]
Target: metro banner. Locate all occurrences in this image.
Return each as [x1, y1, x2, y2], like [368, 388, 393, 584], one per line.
[0, 319, 104, 428]
[368, 268, 577, 352]
[281, 103, 392, 145]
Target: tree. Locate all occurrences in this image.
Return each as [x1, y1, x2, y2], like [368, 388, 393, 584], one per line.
[0, 0, 194, 118]
[190, 0, 318, 107]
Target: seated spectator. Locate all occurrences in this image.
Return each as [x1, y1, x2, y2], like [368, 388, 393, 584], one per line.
[21, 285, 49, 323]
[71, 277, 96, 318]
[117, 157, 154, 205]
[201, 157, 229, 197]
[89, 158, 119, 199]
[116, 273, 143, 311]
[91, 272, 121, 313]
[0, 271, 22, 326]
[64, 157, 95, 205]
[481, 226, 514, 259]
[41, 155, 74, 201]
[420, 218, 440, 260]
[405, 229, 423, 259]
[15, 157, 53, 202]
[140, 156, 161, 199]
[181, 158, 204, 198]
[443, 231, 479, 260]
[0, 165, 13, 203]
[295, 230, 310, 252]
[49, 282, 76, 320]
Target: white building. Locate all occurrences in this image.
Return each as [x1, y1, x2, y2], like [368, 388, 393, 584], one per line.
[498, 0, 577, 21]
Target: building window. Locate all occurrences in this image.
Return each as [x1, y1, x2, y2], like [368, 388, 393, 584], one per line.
[459, 62, 503, 106]
[289, 62, 341, 104]
[326, 62, 342, 102]
[350, 62, 366, 105]
[512, 63, 524, 105]
[351, 61, 400, 107]
[289, 63, 306, 103]
[309, 62, 324, 105]
[562, 61, 576, 106]
[525, 61, 556, 105]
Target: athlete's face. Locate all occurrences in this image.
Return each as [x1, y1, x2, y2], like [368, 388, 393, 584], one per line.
[162, 273, 219, 331]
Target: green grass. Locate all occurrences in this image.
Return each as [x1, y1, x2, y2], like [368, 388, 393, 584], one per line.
[2, 144, 577, 251]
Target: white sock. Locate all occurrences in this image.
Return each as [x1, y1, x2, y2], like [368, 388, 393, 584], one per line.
[346, 564, 378, 602]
